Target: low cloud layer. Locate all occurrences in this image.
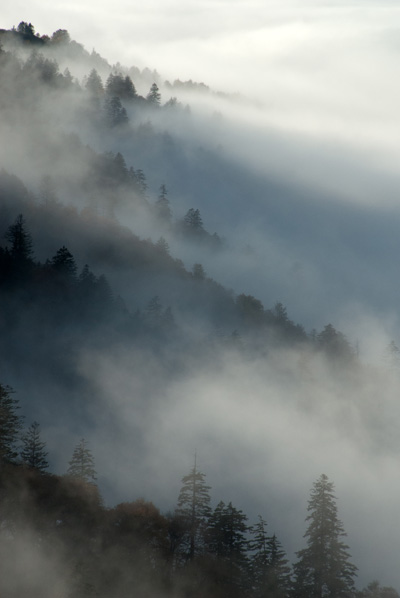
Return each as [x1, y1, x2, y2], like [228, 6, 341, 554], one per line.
[2, 2, 400, 593]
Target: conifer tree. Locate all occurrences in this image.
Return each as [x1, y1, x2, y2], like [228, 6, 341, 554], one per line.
[146, 82, 161, 106]
[155, 184, 172, 222]
[249, 515, 270, 596]
[51, 246, 77, 279]
[207, 500, 249, 595]
[183, 208, 203, 231]
[67, 438, 97, 483]
[176, 457, 211, 561]
[85, 68, 104, 97]
[265, 533, 291, 598]
[0, 384, 23, 463]
[5, 214, 33, 262]
[293, 474, 357, 598]
[20, 421, 49, 472]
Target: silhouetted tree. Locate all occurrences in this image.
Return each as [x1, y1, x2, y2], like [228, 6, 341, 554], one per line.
[207, 500, 249, 596]
[265, 533, 291, 598]
[106, 73, 137, 100]
[104, 95, 128, 127]
[85, 68, 104, 97]
[184, 208, 203, 231]
[249, 515, 270, 596]
[146, 82, 161, 106]
[67, 438, 97, 483]
[293, 474, 357, 598]
[17, 22, 35, 37]
[51, 246, 77, 279]
[155, 184, 172, 222]
[5, 214, 33, 262]
[0, 384, 23, 463]
[20, 421, 49, 472]
[135, 169, 147, 196]
[176, 458, 212, 562]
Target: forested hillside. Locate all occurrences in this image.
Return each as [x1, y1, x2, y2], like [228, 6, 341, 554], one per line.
[0, 21, 400, 597]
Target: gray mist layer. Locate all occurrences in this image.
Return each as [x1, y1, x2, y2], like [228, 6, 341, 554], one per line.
[1, 5, 400, 592]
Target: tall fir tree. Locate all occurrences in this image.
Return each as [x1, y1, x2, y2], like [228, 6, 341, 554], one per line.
[250, 515, 270, 597]
[67, 438, 97, 483]
[155, 184, 172, 222]
[20, 421, 49, 472]
[175, 456, 211, 562]
[207, 500, 250, 596]
[0, 384, 23, 463]
[293, 474, 357, 598]
[146, 82, 161, 106]
[265, 533, 291, 598]
[5, 214, 34, 277]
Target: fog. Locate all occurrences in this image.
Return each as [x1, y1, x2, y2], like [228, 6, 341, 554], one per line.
[1, 2, 400, 593]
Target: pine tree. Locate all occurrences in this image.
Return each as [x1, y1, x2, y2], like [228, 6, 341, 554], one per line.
[5, 214, 33, 262]
[176, 457, 212, 561]
[67, 438, 97, 483]
[0, 384, 23, 463]
[265, 533, 291, 598]
[155, 184, 172, 222]
[183, 208, 203, 231]
[146, 82, 161, 106]
[293, 474, 357, 598]
[249, 515, 270, 596]
[20, 421, 49, 472]
[85, 68, 104, 97]
[104, 95, 128, 127]
[51, 246, 77, 279]
[207, 500, 249, 595]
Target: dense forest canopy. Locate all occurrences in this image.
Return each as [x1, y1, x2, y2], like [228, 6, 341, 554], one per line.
[0, 20, 400, 597]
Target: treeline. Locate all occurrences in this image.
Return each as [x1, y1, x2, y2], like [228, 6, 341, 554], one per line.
[0, 209, 357, 366]
[0, 385, 395, 598]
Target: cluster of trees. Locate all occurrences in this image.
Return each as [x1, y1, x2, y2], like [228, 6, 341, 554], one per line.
[0, 386, 394, 598]
[0, 382, 96, 480]
[0, 211, 359, 367]
[0, 22, 179, 133]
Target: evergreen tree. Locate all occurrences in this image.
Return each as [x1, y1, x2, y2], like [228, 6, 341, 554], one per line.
[0, 384, 23, 463]
[135, 169, 147, 196]
[155, 184, 172, 222]
[5, 214, 33, 262]
[207, 500, 249, 596]
[104, 95, 129, 127]
[183, 208, 203, 231]
[176, 457, 212, 562]
[51, 246, 77, 279]
[20, 421, 49, 472]
[265, 533, 291, 598]
[17, 21, 35, 37]
[85, 68, 104, 97]
[146, 82, 161, 106]
[67, 438, 97, 483]
[249, 515, 270, 597]
[293, 474, 357, 598]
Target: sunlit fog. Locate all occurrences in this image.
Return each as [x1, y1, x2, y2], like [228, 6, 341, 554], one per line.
[1, 1, 400, 596]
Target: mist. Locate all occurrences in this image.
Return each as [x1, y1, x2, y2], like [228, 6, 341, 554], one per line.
[1, 4, 400, 595]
